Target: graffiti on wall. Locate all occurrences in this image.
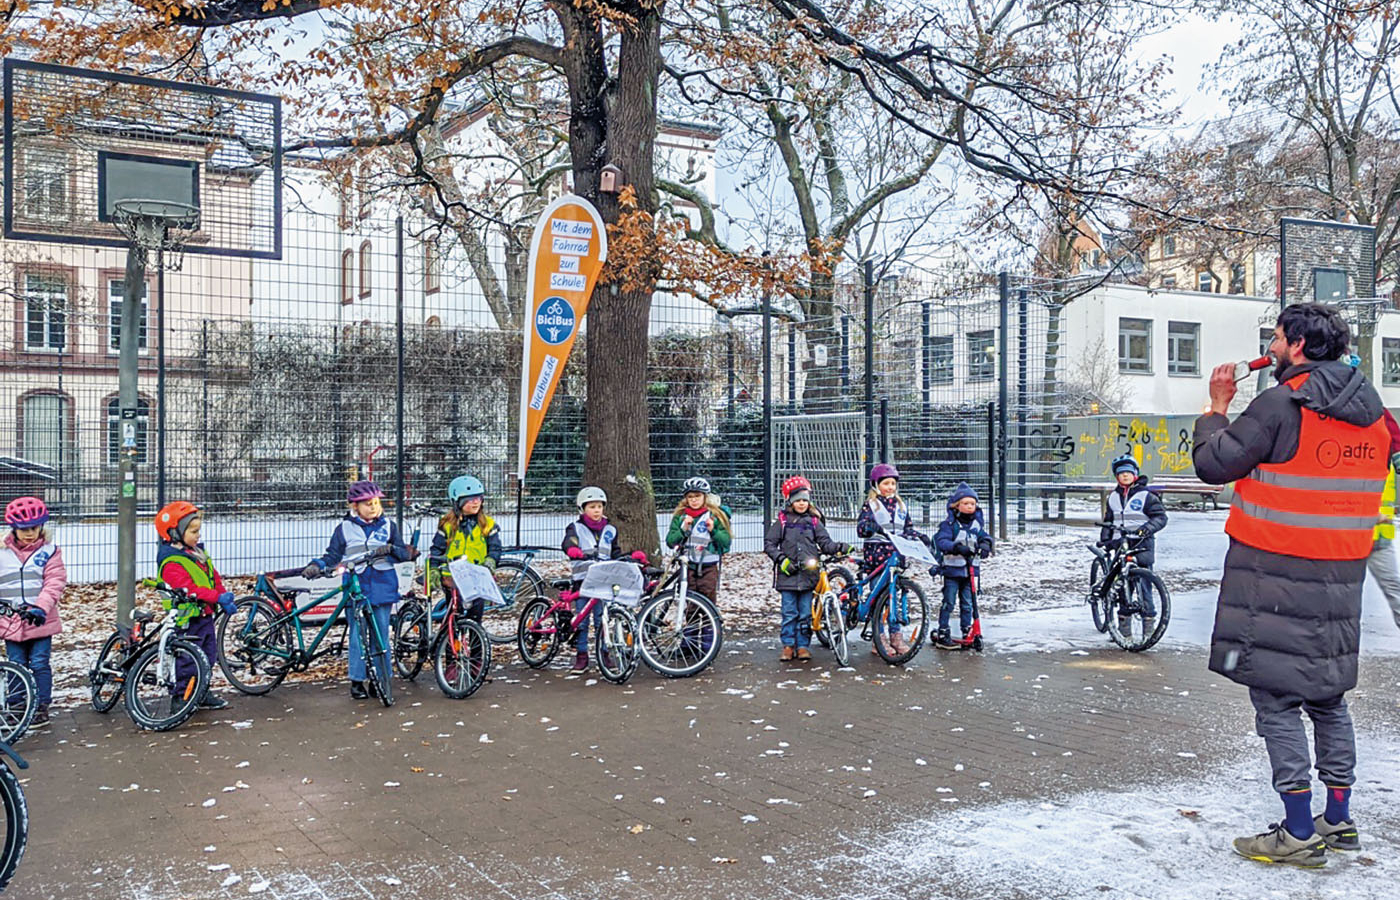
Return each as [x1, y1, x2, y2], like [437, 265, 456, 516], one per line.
[1057, 415, 1199, 479]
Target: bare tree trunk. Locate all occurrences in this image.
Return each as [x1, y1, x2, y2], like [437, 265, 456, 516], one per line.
[800, 271, 842, 410]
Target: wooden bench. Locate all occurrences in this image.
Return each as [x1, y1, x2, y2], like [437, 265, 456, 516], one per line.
[1146, 475, 1224, 510]
[1021, 481, 1109, 522]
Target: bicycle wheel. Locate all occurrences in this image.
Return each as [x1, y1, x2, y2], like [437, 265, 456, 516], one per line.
[1088, 555, 1110, 633]
[0, 756, 28, 893]
[596, 606, 639, 685]
[360, 608, 394, 707]
[216, 597, 292, 695]
[392, 601, 428, 681]
[871, 576, 929, 666]
[822, 591, 850, 666]
[434, 616, 491, 700]
[487, 559, 545, 644]
[124, 639, 210, 732]
[517, 597, 564, 669]
[637, 590, 723, 678]
[89, 629, 129, 713]
[1107, 569, 1172, 652]
[826, 565, 858, 633]
[0, 662, 35, 744]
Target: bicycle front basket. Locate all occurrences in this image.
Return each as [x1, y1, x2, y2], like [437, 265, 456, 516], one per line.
[578, 560, 645, 606]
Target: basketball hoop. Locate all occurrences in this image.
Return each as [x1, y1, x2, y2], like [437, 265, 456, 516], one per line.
[111, 199, 200, 270]
[1334, 297, 1387, 339]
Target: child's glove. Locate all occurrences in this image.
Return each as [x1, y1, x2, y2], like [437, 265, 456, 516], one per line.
[405, 545, 420, 561]
[840, 543, 856, 556]
[483, 557, 498, 572]
[302, 562, 322, 579]
[217, 592, 238, 615]
[20, 605, 45, 626]
[779, 558, 795, 575]
[565, 546, 586, 560]
[630, 550, 648, 564]
[978, 546, 991, 560]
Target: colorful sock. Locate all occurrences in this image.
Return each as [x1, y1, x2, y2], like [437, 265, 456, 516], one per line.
[1280, 789, 1314, 839]
[1324, 785, 1351, 825]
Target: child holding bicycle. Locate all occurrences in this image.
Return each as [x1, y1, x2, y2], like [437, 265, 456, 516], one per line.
[563, 486, 646, 674]
[302, 481, 417, 700]
[856, 463, 927, 656]
[933, 483, 993, 649]
[664, 476, 732, 604]
[1, 497, 66, 726]
[154, 500, 238, 711]
[1099, 455, 1168, 625]
[765, 476, 849, 662]
[430, 475, 502, 623]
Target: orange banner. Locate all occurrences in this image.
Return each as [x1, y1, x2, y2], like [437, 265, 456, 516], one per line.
[516, 195, 608, 480]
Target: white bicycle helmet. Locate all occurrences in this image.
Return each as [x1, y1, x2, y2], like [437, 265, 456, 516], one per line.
[682, 476, 711, 494]
[576, 486, 608, 509]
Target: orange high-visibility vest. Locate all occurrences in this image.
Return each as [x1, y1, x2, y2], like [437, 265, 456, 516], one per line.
[1226, 372, 1390, 560]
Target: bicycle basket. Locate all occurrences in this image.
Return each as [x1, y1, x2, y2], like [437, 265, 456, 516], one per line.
[578, 560, 645, 606]
[446, 559, 505, 606]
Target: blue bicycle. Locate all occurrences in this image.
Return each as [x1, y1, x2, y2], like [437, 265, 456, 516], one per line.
[824, 534, 931, 666]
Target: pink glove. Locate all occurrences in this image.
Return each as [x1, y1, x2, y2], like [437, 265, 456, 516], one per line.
[565, 546, 586, 560]
[630, 550, 648, 564]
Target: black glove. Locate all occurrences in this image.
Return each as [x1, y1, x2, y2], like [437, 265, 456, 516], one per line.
[1133, 528, 1149, 540]
[371, 545, 393, 559]
[302, 562, 322, 579]
[779, 558, 795, 575]
[978, 546, 991, 560]
[405, 545, 420, 561]
[20, 605, 45, 627]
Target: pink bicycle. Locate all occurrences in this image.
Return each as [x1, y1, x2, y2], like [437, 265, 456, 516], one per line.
[515, 561, 641, 684]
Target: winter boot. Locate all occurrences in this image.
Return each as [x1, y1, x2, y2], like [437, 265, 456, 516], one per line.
[779, 646, 795, 662]
[935, 629, 957, 650]
[795, 647, 812, 661]
[889, 632, 911, 656]
[31, 704, 50, 726]
[197, 691, 230, 711]
[1232, 823, 1327, 867]
[1312, 814, 1360, 851]
[569, 651, 589, 673]
[350, 680, 369, 700]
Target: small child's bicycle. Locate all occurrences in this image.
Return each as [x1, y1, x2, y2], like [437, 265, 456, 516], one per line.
[1087, 522, 1171, 651]
[392, 571, 492, 700]
[0, 739, 28, 891]
[216, 548, 395, 705]
[88, 580, 213, 731]
[0, 600, 38, 743]
[517, 560, 642, 684]
[830, 533, 931, 665]
[809, 552, 853, 666]
[633, 550, 724, 678]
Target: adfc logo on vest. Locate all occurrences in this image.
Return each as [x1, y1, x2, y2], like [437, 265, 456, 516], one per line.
[536, 297, 576, 346]
[1315, 438, 1377, 469]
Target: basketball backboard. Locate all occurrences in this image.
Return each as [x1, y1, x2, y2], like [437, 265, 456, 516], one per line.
[3, 58, 281, 259]
[1279, 217, 1376, 306]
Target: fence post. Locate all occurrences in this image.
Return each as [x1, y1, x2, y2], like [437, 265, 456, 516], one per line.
[395, 217, 406, 534]
[200, 319, 209, 501]
[156, 261, 167, 507]
[997, 273, 1009, 541]
[787, 324, 797, 413]
[1017, 288, 1029, 533]
[863, 258, 875, 469]
[762, 274, 773, 533]
[879, 397, 890, 463]
[115, 243, 146, 628]
[986, 400, 997, 541]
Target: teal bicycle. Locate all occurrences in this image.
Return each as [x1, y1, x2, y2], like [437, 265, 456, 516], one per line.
[215, 548, 395, 706]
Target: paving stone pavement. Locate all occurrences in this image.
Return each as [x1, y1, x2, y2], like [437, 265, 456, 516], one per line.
[12, 618, 1400, 899]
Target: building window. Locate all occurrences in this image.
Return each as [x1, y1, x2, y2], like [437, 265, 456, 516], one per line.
[106, 396, 151, 466]
[23, 274, 67, 351]
[1197, 271, 1213, 293]
[1118, 317, 1152, 373]
[1229, 262, 1246, 294]
[928, 335, 954, 385]
[340, 250, 354, 304]
[1384, 339, 1400, 386]
[424, 239, 441, 294]
[1161, 274, 1176, 289]
[20, 392, 70, 470]
[1162, 236, 1176, 257]
[20, 147, 69, 221]
[1167, 321, 1200, 376]
[107, 277, 149, 352]
[967, 330, 995, 382]
[359, 241, 372, 298]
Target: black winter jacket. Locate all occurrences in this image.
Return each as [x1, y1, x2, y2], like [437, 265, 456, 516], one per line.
[1193, 359, 1385, 699]
[764, 508, 844, 592]
[1099, 476, 1168, 567]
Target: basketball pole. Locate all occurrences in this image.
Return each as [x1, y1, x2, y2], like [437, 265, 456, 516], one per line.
[116, 242, 147, 629]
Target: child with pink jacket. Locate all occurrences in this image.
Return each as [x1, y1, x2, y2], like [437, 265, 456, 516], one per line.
[0, 497, 66, 726]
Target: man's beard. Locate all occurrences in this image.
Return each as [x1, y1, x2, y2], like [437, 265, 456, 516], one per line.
[1274, 352, 1296, 381]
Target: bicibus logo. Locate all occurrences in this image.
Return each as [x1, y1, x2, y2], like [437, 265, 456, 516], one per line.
[536, 296, 576, 345]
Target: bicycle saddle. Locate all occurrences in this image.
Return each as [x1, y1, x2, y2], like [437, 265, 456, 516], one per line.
[132, 609, 156, 624]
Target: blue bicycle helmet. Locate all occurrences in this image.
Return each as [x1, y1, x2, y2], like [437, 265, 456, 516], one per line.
[448, 475, 485, 504]
[1111, 454, 1140, 476]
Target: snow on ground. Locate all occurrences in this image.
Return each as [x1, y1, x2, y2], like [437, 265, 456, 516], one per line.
[827, 733, 1400, 900]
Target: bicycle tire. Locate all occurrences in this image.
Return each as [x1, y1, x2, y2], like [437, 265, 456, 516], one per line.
[596, 606, 639, 685]
[0, 758, 28, 892]
[1107, 569, 1172, 652]
[517, 597, 564, 669]
[216, 597, 292, 695]
[1088, 555, 1109, 633]
[392, 602, 428, 681]
[871, 576, 929, 666]
[0, 662, 36, 744]
[89, 629, 129, 713]
[823, 591, 850, 666]
[124, 639, 210, 732]
[487, 559, 545, 644]
[433, 616, 491, 700]
[360, 607, 394, 707]
[637, 590, 723, 678]
[826, 565, 858, 629]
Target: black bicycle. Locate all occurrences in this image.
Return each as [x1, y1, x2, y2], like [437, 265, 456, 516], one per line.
[1087, 522, 1171, 651]
[0, 740, 26, 891]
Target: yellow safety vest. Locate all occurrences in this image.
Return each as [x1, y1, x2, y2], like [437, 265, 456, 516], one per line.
[443, 513, 496, 565]
[1376, 467, 1396, 541]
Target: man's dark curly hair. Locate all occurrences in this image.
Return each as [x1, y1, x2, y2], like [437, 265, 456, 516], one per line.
[1276, 303, 1352, 361]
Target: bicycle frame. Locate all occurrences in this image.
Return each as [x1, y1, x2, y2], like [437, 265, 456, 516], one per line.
[522, 592, 603, 641]
[241, 560, 381, 671]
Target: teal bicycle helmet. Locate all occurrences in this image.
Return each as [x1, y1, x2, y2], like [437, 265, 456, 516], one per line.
[448, 475, 485, 504]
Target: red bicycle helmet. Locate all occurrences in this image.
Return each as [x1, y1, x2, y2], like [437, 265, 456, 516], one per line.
[154, 500, 200, 542]
[781, 475, 812, 499]
[4, 496, 49, 528]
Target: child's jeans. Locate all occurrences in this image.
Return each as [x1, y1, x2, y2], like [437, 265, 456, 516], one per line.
[780, 590, 814, 647]
[348, 603, 393, 682]
[574, 592, 601, 652]
[1130, 563, 1157, 617]
[940, 577, 973, 635]
[6, 636, 52, 707]
[175, 615, 217, 696]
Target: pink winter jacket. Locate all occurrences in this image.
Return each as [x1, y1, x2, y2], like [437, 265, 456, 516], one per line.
[0, 534, 66, 642]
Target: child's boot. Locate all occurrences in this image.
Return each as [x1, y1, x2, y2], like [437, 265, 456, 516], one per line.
[779, 645, 795, 662]
[350, 680, 369, 699]
[569, 651, 589, 673]
[795, 647, 812, 661]
[935, 628, 954, 649]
